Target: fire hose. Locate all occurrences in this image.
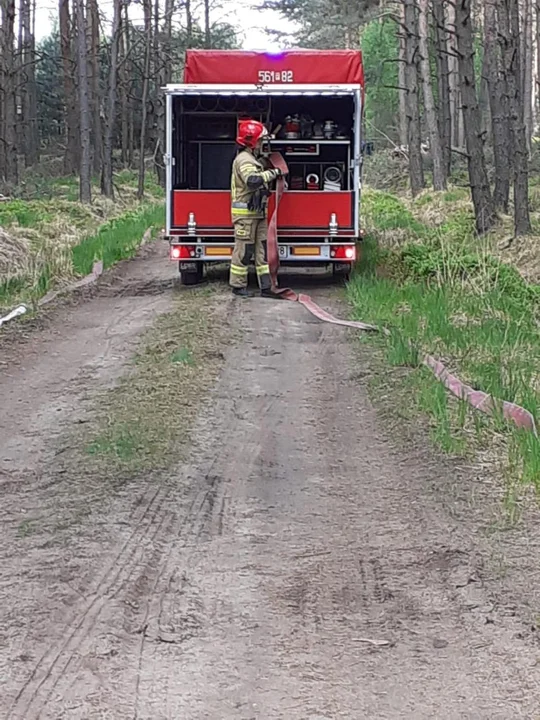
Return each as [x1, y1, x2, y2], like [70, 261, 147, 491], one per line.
[266, 152, 537, 435]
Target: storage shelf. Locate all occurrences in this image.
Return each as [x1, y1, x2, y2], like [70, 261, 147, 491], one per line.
[272, 140, 351, 145]
[188, 138, 351, 144]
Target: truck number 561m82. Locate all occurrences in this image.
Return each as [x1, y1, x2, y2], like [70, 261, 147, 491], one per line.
[258, 70, 294, 83]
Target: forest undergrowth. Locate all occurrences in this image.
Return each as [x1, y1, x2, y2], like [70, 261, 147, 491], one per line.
[349, 155, 540, 507]
[0, 168, 164, 311]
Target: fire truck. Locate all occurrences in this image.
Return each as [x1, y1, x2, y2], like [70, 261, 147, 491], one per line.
[164, 49, 364, 285]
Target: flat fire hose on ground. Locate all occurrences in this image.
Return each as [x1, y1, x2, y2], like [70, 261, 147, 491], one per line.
[266, 152, 537, 436]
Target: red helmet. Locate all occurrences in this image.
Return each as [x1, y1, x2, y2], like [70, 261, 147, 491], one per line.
[236, 119, 268, 148]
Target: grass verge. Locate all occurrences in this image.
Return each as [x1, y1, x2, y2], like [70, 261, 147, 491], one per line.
[0, 170, 164, 311]
[349, 189, 540, 497]
[72, 204, 164, 277]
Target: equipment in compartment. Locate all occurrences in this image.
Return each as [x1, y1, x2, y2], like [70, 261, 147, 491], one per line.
[323, 120, 336, 139]
[323, 166, 343, 191]
[300, 115, 314, 139]
[281, 144, 320, 156]
[284, 115, 301, 139]
[278, 115, 348, 142]
[173, 94, 354, 194]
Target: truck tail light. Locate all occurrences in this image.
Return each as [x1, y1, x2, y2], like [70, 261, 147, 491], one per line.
[170, 245, 194, 260]
[330, 245, 356, 261]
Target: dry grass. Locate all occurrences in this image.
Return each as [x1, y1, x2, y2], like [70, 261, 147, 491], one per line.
[406, 186, 540, 284]
[0, 228, 30, 279]
[0, 171, 164, 310]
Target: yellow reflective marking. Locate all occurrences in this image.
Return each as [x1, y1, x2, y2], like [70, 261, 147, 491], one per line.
[232, 208, 258, 216]
[230, 264, 248, 275]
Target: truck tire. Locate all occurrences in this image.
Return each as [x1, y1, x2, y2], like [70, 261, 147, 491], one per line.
[332, 263, 351, 283]
[179, 262, 204, 286]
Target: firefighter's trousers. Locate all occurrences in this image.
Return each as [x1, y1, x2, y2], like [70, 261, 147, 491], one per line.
[229, 217, 271, 290]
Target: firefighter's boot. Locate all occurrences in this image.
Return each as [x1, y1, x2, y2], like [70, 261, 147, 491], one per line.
[232, 287, 251, 298]
[260, 288, 283, 299]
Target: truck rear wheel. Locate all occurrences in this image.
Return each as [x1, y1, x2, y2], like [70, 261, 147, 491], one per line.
[179, 262, 204, 286]
[332, 262, 351, 283]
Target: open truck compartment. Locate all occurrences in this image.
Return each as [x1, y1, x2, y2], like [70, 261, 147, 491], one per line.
[164, 50, 363, 273]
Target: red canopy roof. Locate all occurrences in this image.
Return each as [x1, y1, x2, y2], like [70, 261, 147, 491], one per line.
[183, 50, 364, 86]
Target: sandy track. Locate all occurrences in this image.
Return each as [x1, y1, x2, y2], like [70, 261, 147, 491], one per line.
[1, 249, 539, 718]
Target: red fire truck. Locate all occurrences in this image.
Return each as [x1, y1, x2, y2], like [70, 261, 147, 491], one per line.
[164, 49, 364, 285]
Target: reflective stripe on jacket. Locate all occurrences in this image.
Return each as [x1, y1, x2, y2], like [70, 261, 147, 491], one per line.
[231, 149, 278, 219]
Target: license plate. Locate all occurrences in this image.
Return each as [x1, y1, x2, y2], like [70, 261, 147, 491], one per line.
[292, 246, 320, 256]
[205, 247, 232, 256]
[279, 245, 288, 258]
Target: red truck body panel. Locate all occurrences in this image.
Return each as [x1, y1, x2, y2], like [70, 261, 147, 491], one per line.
[172, 190, 353, 233]
[183, 49, 364, 87]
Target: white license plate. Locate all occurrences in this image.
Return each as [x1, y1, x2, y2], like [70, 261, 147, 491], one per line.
[279, 245, 288, 259]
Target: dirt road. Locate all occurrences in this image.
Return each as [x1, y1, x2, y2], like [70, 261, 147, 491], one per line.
[1, 244, 539, 719]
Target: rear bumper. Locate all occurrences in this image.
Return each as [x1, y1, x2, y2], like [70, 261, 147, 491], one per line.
[168, 240, 358, 263]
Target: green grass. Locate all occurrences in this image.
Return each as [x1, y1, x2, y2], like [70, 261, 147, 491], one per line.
[350, 190, 540, 492]
[0, 170, 165, 311]
[363, 189, 427, 236]
[72, 204, 164, 276]
[0, 199, 53, 227]
[171, 347, 194, 366]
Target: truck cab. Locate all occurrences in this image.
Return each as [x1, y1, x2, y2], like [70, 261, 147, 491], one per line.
[164, 49, 364, 285]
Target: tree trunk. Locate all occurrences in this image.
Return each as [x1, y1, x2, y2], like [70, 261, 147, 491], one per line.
[478, 42, 491, 139]
[26, 0, 39, 166]
[484, 0, 511, 211]
[403, 0, 425, 196]
[18, 0, 27, 162]
[499, 0, 532, 234]
[123, 1, 134, 168]
[18, 0, 39, 167]
[536, 0, 540, 131]
[433, 0, 452, 175]
[447, 0, 461, 148]
[101, 0, 121, 198]
[418, 0, 447, 189]
[76, 0, 92, 203]
[204, 0, 210, 48]
[60, 0, 79, 174]
[186, 0, 193, 44]
[88, 0, 102, 175]
[397, 7, 408, 147]
[1, 0, 18, 184]
[455, 0, 496, 233]
[138, 0, 152, 199]
[119, 1, 130, 166]
[523, 0, 534, 150]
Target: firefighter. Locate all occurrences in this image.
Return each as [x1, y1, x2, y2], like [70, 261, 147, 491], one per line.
[230, 119, 285, 297]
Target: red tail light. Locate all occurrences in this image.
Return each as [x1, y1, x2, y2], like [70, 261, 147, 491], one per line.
[170, 245, 194, 260]
[330, 245, 356, 261]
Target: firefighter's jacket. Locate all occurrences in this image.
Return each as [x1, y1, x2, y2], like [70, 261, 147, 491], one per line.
[231, 149, 279, 220]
